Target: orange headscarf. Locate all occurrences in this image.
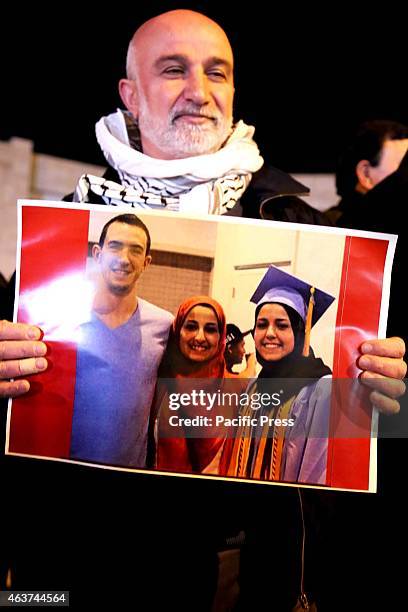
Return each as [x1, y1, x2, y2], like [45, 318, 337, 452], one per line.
[159, 295, 227, 379]
[155, 296, 227, 473]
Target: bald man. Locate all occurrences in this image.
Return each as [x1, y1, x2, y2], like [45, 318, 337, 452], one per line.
[121, 10, 235, 159]
[72, 10, 327, 221]
[1, 10, 405, 412]
[1, 10, 406, 610]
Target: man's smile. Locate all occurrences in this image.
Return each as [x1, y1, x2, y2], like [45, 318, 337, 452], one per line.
[111, 267, 132, 277]
[176, 114, 213, 123]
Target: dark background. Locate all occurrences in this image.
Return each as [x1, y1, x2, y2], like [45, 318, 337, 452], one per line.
[2, 2, 407, 175]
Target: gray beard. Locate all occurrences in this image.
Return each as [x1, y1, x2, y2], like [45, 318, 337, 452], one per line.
[138, 107, 232, 158]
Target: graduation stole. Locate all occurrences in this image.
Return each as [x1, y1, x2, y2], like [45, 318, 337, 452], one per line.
[226, 393, 296, 480]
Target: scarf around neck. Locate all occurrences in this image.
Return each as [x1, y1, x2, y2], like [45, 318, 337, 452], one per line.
[257, 347, 332, 399]
[74, 109, 264, 214]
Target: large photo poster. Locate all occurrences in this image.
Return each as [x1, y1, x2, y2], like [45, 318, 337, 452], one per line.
[6, 201, 396, 492]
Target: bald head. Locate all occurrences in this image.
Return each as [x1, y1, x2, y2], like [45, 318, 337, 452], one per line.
[119, 10, 235, 159]
[126, 10, 234, 80]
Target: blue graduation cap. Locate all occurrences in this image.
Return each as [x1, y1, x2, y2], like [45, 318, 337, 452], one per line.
[250, 266, 335, 355]
[250, 266, 335, 326]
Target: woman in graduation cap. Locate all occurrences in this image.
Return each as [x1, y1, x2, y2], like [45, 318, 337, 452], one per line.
[221, 266, 335, 485]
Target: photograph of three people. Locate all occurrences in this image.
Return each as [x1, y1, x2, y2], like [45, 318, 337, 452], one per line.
[6, 201, 396, 492]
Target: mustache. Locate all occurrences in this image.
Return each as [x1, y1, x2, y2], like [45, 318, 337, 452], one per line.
[170, 105, 219, 122]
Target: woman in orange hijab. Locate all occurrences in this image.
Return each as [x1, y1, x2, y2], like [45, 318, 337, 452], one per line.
[153, 296, 228, 474]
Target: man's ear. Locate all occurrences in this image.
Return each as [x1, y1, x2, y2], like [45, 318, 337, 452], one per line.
[143, 255, 152, 270]
[92, 243, 102, 261]
[356, 159, 374, 192]
[118, 78, 139, 118]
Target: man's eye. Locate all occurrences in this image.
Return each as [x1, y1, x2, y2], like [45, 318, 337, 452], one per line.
[208, 70, 227, 80]
[163, 66, 184, 75]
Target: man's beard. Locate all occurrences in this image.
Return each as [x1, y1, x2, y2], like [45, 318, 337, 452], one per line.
[137, 100, 233, 159]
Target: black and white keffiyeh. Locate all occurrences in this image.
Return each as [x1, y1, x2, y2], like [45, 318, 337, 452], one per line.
[74, 110, 264, 214]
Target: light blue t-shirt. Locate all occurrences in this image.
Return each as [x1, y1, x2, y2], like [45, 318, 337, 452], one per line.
[70, 298, 173, 468]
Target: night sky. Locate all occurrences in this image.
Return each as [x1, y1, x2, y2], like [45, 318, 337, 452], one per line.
[2, 2, 407, 173]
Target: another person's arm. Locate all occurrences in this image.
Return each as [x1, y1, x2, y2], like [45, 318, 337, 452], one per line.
[238, 353, 257, 378]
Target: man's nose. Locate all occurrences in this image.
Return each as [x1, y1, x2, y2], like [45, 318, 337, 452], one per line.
[117, 247, 131, 264]
[184, 70, 210, 105]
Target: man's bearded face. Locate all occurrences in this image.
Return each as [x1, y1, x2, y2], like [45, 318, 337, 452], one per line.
[137, 92, 233, 158]
[128, 13, 235, 160]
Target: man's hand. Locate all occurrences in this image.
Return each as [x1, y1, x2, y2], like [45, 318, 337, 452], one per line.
[0, 320, 48, 398]
[358, 337, 406, 415]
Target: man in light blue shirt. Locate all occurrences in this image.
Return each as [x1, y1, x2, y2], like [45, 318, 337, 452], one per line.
[70, 213, 173, 467]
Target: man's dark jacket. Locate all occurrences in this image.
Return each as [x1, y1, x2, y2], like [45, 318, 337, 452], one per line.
[4, 162, 399, 610]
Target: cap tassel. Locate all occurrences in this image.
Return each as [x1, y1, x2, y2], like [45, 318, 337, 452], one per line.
[302, 287, 315, 357]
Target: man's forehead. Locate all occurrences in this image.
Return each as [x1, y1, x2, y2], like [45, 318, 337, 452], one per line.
[132, 11, 234, 69]
[105, 222, 147, 244]
[382, 138, 408, 157]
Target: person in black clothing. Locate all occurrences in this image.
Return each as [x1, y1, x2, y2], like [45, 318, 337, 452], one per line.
[328, 119, 408, 348]
[0, 273, 9, 318]
[1, 11, 406, 611]
[326, 119, 408, 611]
[224, 323, 256, 377]
[327, 119, 408, 226]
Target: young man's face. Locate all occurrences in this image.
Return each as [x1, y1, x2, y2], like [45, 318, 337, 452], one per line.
[123, 12, 235, 159]
[93, 222, 151, 295]
[227, 339, 246, 365]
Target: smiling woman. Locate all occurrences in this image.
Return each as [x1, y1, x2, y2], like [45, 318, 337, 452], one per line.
[254, 303, 296, 361]
[153, 295, 228, 473]
[179, 304, 221, 363]
[158, 296, 227, 378]
[221, 266, 335, 484]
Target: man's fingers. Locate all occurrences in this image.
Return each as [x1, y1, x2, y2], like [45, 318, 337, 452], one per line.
[360, 372, 406, 399]
[0, 357, 48, 380]
[0, 322, 48, 398]
[0, 320, 42, 341]
[369, 390, 401, 416]
[361, 337, 406, 359]
[358, 338, 406, 415]
[358, 354, 407, 379]
[0, 340, 47, 361]
[0, 379, 31, 399]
